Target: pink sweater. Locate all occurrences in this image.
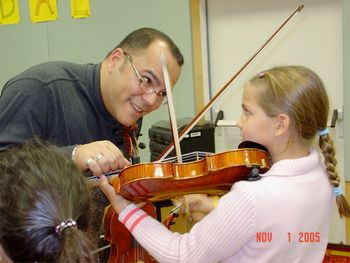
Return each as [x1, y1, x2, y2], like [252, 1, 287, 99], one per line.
[119, 149, 333, 263]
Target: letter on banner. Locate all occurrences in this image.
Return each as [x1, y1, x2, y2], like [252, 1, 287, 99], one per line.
[0, 0, 20, 25]
[29, 0, 58, 23]
[70, 0, 90, 19]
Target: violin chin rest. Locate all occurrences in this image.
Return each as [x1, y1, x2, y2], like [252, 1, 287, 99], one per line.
[238, 141, 268, 152]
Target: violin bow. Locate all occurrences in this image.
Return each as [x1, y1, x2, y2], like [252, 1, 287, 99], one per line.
[157, 4, 304, 161]
[160, 53, 183, 163]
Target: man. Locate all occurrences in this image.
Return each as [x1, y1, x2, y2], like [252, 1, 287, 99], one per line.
[0, 28, 184, 176]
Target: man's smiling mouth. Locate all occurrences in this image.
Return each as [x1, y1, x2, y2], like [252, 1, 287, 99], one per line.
[129, 98, 143, 113]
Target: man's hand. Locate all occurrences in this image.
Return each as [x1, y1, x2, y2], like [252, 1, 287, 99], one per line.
[73, 140, 130, 176]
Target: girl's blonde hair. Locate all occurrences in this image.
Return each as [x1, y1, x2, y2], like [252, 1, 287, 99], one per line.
[250, 66, 350, 218]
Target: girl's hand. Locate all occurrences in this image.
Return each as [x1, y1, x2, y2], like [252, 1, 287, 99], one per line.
[175, 194, 219, 223]
[98, 175, 131, 214]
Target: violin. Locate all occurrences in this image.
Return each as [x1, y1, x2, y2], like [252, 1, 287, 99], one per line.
[100, 141, 269, 263]
[110, 141, 270, 202]
[104, 203, 157, 263]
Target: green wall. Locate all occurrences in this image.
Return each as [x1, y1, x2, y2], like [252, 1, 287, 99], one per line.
[0, 0, 195, 162]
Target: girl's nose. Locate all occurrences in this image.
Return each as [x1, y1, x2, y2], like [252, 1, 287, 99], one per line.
[236, 114, 243, 129]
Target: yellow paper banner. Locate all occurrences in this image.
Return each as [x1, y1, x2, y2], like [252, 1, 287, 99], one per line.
[29, 0, 58, 23]
[0, 0, 20, 25]
[70, 0, 90, 19]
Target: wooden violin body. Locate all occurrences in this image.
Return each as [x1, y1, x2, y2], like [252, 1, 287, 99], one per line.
[111, 144, 271, 202]
[104, 203, 157, 263]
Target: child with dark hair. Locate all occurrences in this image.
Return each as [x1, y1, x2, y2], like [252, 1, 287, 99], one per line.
[0, 140, 98, 262]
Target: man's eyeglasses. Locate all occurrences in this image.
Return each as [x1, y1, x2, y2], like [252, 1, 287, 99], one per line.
[123, 51, 167, 105]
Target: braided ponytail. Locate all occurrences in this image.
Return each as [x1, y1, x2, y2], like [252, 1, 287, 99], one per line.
[319, 130, 350, 218]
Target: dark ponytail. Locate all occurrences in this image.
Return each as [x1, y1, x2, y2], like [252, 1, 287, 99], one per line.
[0, 140, 98, 262]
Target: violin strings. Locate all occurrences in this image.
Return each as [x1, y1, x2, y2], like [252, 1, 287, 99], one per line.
[161, 151, 213, 163]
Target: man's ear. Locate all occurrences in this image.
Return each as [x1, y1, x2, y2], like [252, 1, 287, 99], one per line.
[107, 48, 124, 70]
[110, 48, 123, 61]
[274, 113, 290, 136]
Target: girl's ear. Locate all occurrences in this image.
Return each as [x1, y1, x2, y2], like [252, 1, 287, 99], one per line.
[274, 113, 290, 136]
